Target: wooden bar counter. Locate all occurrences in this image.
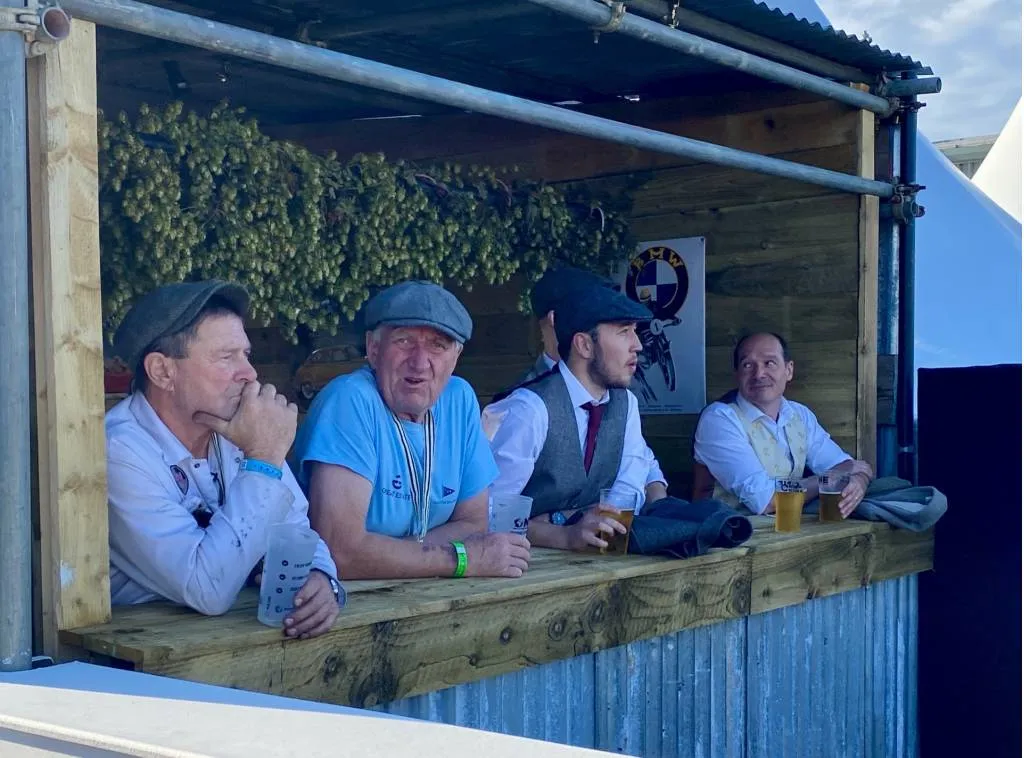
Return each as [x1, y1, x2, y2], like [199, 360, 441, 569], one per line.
[61, 518, 932, 709]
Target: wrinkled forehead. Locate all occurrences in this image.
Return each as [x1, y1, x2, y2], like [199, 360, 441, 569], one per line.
[737, 334, 786, 364]
[380, 324, 457, 346]
[191, 312, 250, 351]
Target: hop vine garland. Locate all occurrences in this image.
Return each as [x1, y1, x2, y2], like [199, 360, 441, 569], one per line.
[99, 102, 634, 341]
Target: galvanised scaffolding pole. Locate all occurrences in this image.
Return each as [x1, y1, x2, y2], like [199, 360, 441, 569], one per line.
[0, 0, 35, 672]
[524, 0, 895, 115]
[61, 0, 895, 198]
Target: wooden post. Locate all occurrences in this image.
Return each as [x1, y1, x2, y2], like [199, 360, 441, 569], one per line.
[856, 108, 879, 469]
[27, 19, 110, 657]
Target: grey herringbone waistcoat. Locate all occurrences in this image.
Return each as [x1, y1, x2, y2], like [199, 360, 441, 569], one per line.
[521, 370, 627, 516]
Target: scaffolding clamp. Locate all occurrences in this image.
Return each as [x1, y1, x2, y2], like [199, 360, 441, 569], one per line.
[592, 0, 625, 42]
[0, 1, 71, 57]
[891, 183, 926, 224]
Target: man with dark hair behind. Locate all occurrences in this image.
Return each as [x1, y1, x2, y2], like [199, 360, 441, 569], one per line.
[693, 332, 873, 517]
[105, 281, 342, 638]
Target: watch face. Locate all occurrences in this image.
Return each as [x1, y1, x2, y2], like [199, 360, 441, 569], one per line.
[551, 511, 566, 526]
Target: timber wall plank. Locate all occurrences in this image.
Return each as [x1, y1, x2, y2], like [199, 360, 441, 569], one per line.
[246, 94, 865, 497]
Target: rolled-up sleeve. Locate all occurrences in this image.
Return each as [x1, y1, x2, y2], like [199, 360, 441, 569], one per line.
[108, 439, 294, 615]
[693, 405, 776, 514]
[799, 405, 853, 474]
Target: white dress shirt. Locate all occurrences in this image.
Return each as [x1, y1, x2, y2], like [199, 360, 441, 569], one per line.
[106, 393, 337, 615]
[693, 393, 851, 514]
[483, 361, 648, 506]
[533, 353, 666, 488]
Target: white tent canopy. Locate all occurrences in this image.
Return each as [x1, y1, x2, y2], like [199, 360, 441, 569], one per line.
[773, 1, 1023, 369]
[973, 98, 1022, 223]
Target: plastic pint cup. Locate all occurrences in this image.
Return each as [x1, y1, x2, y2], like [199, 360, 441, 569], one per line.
[598, 487, 641, 555]
[817, 471, 850, 522]
[257, 523, 319, 627]
[489, 494, 533, 536]
[772, 478, 806, 533]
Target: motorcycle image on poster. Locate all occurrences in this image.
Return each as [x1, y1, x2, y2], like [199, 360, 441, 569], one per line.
[617, 237, 706, 415]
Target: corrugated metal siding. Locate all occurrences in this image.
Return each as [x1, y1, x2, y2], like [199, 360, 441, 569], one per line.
[376, 577, 918, 757]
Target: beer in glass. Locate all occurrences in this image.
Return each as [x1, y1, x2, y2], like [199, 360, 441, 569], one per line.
[772, 478, 805, 533]
[598, 488, 640, 555]
[817, 471, 849, 523]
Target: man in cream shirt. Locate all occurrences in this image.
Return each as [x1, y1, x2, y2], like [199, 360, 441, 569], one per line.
[693, 332, 873, 517]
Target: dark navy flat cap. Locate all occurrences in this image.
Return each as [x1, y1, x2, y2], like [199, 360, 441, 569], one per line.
[113, 280, 249, 373]
[529, 265, 614, 317]
[364, 280, 473, 343]
[554, 285, 652, 347]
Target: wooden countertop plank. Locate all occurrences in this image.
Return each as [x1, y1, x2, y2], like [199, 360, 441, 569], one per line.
[61, 521, 933, 706]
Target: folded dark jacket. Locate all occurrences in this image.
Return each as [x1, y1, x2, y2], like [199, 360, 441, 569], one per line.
[628, 497, 753, 559]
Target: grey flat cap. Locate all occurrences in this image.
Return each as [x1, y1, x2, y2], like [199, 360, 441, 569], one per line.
[529, 265, 614, 317]
[554, 284, 651, 348]
[113, 280, 249, 373]
[364, 281, 472, 343]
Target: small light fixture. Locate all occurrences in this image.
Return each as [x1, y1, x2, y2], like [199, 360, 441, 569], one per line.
[216, 61, 230, 84]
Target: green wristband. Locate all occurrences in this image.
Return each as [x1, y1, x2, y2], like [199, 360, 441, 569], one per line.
[451, 541, 467, 578]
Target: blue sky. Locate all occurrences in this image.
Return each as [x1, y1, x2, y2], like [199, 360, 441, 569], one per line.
[816, 0, 1022, 140]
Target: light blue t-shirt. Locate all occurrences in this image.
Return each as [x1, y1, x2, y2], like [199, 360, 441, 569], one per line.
[292, 366, 498, 538]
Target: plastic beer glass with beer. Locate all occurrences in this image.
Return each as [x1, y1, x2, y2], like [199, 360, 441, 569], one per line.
[489, 493, 533, 536]
[817, 471, 849, 522]
[772, 478, 805, 533]
[598, 488, 641, 555]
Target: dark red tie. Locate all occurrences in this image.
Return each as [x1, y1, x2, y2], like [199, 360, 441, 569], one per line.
[581, 401, 605, 473]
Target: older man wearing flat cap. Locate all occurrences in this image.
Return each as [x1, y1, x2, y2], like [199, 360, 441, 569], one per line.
[105, 281, 342, 638]
[482, 284, 652, 551]
[293, 281, 530, 580]
[492, 265, 670, 504]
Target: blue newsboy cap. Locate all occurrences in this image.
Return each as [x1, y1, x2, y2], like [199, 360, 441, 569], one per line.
[529, 265, 614, 317]
[113, 280, 249, 373]
[364, 281, 473, 343]
[554, 284, 651, 347]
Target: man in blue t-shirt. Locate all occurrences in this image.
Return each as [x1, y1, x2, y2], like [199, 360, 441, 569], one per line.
[293, 281, 530, 580]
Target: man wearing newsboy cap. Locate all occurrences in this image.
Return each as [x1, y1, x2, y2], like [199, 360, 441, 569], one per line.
[293, 281, 530, 580]
[106, 281, 342, 638]
[492, 265, 670, 503]
[482, 284, 652, 552]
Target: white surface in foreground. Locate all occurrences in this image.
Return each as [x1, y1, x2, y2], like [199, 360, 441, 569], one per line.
[0, 663, 609, 757]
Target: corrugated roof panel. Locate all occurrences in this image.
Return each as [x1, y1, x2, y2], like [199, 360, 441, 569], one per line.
[685, 0, 929, 73]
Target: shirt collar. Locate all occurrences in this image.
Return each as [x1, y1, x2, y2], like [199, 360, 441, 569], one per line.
[734, 392, 793, 426]
[558, 361, 610, 408]
[540, 353, 557, 370]
[128, 392, 237, 466]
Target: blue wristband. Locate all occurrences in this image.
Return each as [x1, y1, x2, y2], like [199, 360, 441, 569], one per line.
[240, 458, 283, 480]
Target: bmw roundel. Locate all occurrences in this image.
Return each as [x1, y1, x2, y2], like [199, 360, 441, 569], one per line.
[624, 245, 690, 320]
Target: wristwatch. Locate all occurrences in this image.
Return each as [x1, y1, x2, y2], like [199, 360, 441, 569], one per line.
[317, 572, 344, 607]
[549, 510, 568, 526]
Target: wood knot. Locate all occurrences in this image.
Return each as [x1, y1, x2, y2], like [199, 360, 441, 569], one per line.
[764, 117, 777, 130]
[679, 587, 696, 605]
[468, 654, 479, 666]
[499, 626, 513, 645]
[321, 653, 342, 684]
[548, 617, 567, 640]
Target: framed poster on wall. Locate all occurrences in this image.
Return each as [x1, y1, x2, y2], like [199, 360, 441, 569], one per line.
[616, 237, 706, 415]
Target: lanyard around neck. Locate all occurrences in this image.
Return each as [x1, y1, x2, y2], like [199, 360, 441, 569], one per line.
[389, 410, 435, 542]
